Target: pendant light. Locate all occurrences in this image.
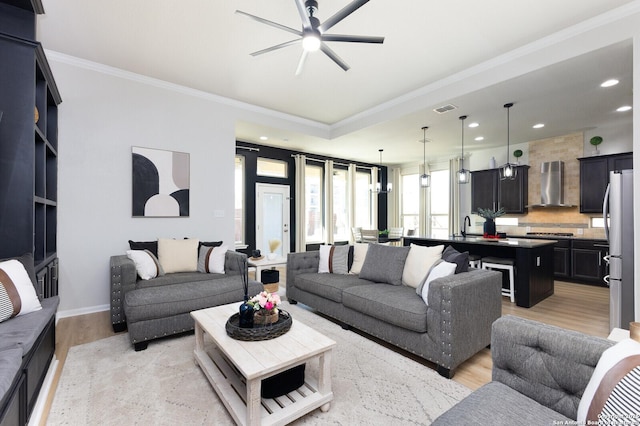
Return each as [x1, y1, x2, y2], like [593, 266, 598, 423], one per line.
[420, 126, 430, 187]
[457, 115, 470, 184]
[500, 102, 517, 180]
[372, 149, 392, 194]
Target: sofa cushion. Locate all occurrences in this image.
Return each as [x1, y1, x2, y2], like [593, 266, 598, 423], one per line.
[0, 259, 42, 322]
[359, 244, 410, 286]
[349, 243, 369, 275]
[197, 245, 228, 274]
[442, 245, 469, 274]
[0, 348, 22, 402]
[432, 382, 571, 426]
[402, 244, 444, 288]
[0, 297, 59, 355]
[126, 250, 164, 280]
[124, 279, 263, 322]
[342, 284, 428, 333]
[158, 238, 199, 273]
[418, 260, 457, 306]
[135, 272, 227, 289]
[318, 245, 350, 274]
[295, 273, 371, 303]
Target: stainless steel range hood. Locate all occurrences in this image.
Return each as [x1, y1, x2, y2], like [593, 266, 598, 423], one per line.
[530, 161, 575, 207]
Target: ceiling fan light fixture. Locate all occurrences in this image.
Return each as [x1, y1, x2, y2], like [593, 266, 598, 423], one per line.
[302, 32, 321, 51]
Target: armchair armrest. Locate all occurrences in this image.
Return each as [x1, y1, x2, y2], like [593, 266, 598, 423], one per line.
[110, 255, 137, 331]
[285, 251, 319, 301]
[491, 315, 613, 420]
[427, 268, 502, 374]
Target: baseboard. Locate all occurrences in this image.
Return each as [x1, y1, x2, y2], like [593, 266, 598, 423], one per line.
[56, 304, 110, 319]
[28, 356, 59, 426]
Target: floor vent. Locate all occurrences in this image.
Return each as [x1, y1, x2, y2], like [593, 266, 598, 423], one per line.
[433, 104, 457, 114]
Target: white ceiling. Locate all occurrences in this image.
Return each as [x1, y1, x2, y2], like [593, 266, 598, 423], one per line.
[37, 0, 635, 165]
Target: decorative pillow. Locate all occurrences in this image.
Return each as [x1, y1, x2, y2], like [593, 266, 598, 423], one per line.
[126, 249, 164, 280]
[318, 245, 350, 274]
[0, 259, 42, 323]
[402, 244, 444, 288]
[158, 238, 199, 273]
[442, 245, 469, 274]
[128, 240, 158, 258]
[198, 245, 228, 274]
[577, 339, 640, 424]
[349, 243, 369, 275]
[359, 244, 410, 285]
[417, 259, 457, 305]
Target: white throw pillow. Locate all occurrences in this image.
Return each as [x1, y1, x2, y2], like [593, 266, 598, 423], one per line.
[419, 260, 456, 306]
[158, 238, 199, 273]
[318, 245, 332, 273]
[349, 243, 369, 275]
[402, 244, 445, 288]
[577, 338, 640, 423]
[0, 259, 42, 322]
[198, 245, 228, 274]
[126, 249, 164, 280]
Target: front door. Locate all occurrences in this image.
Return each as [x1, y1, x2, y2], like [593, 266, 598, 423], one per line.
[256, 183, 290, 258]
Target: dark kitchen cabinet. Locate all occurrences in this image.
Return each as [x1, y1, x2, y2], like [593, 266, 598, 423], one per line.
[571, 239, 609, 285]
[578, 152, 632, 213]
[471, 166, 529, 214]
[553, 239, 571, 279]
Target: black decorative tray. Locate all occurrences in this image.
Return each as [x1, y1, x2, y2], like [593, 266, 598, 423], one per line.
[225, 310, 292, 341]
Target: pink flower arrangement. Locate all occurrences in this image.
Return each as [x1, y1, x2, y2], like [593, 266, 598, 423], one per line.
[248, 291, 281, 314]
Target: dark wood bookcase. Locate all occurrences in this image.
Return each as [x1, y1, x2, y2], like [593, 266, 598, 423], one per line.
[0, 0, 61, 298]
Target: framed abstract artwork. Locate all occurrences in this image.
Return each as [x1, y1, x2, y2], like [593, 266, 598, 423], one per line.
[132, 147, 190, 217]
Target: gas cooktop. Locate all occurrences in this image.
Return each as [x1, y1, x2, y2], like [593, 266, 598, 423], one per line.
[526, 232, 574, 237]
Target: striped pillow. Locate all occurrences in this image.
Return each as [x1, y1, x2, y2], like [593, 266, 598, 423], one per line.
[126, 249, 164, 280]
[0, 259, 42, 323]
[318, 245, 350, 274]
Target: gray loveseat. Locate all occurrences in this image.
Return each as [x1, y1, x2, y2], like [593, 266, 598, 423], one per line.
[110, 250, 262, 350]
[286, 248, 502, 378]
[433, 315, 614, 425]
[0, 254, 59, 425]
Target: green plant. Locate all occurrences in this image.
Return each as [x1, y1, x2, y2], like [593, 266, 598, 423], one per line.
[476, 207, 505, 220]
[513, 149, 523, 158]
[590, 136, 603, 146]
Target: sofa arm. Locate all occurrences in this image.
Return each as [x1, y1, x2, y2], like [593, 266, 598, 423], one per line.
[427, 268, 502, 374]
[224, 250, 247, 275]
[110, 255, 138, 331]
[286, 251, 319, 296]
[491, 315, 613, 420]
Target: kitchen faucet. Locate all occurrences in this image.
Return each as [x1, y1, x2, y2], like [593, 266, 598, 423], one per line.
[462, 215, 471, 237]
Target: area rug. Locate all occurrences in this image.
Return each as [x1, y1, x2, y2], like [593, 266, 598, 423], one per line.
[48, 302, 470, 425]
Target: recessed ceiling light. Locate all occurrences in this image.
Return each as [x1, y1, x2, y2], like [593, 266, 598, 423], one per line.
[468, 122, 479, 128]
[474, 136, 484, 141]
[601, 79, 619, 88]
[533, 123, 545, 129]
[259, 136, 268, 140]
[617, 105, 632, 112]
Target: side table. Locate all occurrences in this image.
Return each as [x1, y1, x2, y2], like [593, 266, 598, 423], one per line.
[248, 256, 287, 293]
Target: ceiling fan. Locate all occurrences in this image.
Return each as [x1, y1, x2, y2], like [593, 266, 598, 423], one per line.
[236, 0, 384, 75]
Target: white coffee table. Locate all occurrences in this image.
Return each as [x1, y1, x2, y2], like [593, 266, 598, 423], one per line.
[191, 303, 336, 426]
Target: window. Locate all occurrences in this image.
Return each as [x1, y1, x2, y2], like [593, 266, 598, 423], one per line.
[429, 169, 449, 238]
[234, 155, 245, 244]
[305, 164, 323, 243]
[401, 173, 419, 235]
[355, 170, 372, 228]
[257, 157, 287, 178]
[332, 168, 349, 242]
[496, 217, 518, 226]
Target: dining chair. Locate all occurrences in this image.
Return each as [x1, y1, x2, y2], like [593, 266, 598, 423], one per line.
[351, 227, 363, 243]
[361, 229, 379, 243]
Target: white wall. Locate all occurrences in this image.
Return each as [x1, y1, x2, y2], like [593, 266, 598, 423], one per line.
[53, 59, 238, 315]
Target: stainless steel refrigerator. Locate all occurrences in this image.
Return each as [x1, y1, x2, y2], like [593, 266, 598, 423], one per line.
[603, 169, 634, 331]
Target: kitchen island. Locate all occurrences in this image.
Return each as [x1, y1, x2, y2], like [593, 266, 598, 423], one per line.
[404, 236, 557, 308]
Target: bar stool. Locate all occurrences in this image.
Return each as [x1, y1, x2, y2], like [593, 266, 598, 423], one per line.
[468, 254, 482, 269]
[481, 257, 515, 303]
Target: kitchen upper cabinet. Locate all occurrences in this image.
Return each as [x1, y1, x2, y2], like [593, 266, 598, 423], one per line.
[471, 166, 529, 214]
[579, 152, 632, 213]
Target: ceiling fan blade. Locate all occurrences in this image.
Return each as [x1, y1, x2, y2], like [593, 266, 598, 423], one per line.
[250, 39, 301, 56]
[320, 43, 350, 71]
[318, 0, 370, 33]
[295, 50, 309, 76]
[235, 10, 302, 36]
[321, 34, 384, 44]
[294, 0, 312, 30]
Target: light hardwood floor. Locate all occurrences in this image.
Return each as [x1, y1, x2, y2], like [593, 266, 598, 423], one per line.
[40, 279, 609, 424]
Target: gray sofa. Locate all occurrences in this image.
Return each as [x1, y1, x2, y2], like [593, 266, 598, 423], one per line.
[0, 254, 59, 425]
[433, 315, 614, 425]
[286, 249, 502, 378]
[110, 250, 262, 350]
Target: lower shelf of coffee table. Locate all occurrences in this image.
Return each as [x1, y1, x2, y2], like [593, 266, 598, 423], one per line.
[194, 345, 332, 426]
